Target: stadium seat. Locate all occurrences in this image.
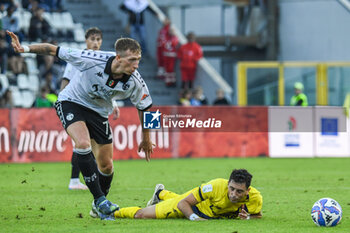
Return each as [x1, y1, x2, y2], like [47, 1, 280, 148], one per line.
[17, 74, 30, 90]
[43, 12, 53, 27]
[25, 58, 39, 75]
[21, 90, 36, 108]
[0, 74, 9, 92]
[28, 75, 40, 93]
[10, 86, 23, 107]
[61, 12, 75, 30]
[21, 11, 32, 34]
[51, 12, 64, 31]
[73, 24, 86, 42]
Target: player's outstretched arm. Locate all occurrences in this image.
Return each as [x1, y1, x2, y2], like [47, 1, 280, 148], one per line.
[250, 212, 262, 219]
[137, 109, 155, 162]
[177, 193, 206, 221]
[7, 30, 57, 56]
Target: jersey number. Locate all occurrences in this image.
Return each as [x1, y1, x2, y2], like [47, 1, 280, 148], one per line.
[102, 121, 109, 135]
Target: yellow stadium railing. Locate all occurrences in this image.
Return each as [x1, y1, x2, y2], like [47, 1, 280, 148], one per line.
[237, 61, 350, 106]
[343, 93, 350, 117]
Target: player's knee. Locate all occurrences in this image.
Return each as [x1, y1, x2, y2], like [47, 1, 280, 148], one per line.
[100, 162, 113, 174]
[98, 157, 113, 173]
[74, 139, 91, 149]
[134, 209, 146, 219]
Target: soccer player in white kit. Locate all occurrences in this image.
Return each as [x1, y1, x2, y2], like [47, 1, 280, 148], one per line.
[60, 27, 120, 192]
[7, 30, 154, 218]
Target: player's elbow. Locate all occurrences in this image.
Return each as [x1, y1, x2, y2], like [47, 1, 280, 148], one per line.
[177, 199, 187, 212]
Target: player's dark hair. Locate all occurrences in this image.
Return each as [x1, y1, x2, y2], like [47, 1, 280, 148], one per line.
[85, 27, 102, 39]
[229, 169, 252, 189]
[114, 38, 141, 55]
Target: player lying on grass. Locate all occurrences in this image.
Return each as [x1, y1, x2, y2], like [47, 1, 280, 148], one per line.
[105, 169, 262, 220]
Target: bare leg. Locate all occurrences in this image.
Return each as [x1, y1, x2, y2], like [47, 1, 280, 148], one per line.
[134, 205, 157, 219]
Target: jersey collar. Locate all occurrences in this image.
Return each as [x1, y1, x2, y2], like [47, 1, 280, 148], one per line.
[104, 56, 131, 83]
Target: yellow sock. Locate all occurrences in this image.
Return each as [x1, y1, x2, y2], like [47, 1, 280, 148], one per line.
[114, 207, 141, 219]
[159, 190, 179, 200]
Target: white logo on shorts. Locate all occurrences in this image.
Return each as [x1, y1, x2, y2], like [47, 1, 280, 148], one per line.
[66, 113, 74, 121]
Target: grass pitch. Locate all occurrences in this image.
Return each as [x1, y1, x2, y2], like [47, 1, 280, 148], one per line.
[0, 158, 349, 233]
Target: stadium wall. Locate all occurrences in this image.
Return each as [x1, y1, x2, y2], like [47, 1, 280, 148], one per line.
[0, 106, 268, 163]
[0, 106, 348, 163]
[279, 0, 350, 61]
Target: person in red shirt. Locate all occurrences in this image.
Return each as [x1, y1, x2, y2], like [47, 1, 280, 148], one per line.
[177, 32, 203, 89]
[163, 28, 179, 87]
[156, 18, 170, 79]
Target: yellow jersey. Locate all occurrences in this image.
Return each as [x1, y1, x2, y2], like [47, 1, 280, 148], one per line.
[191, 178, 262, 219]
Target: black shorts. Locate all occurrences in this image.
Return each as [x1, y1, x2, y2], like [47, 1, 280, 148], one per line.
[54, 101, 112, 144]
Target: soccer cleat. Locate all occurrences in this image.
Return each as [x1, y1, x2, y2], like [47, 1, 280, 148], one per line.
[89, 200, 99, 218]
[68, 182, 88, 190]
[99, 213, 116, 221]
[147, 184, 164, 206]
[95, 196, 119, 215]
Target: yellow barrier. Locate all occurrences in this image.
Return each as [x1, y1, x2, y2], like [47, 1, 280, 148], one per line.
[343, 93, 350, 117]
[237, 61, 350, 106]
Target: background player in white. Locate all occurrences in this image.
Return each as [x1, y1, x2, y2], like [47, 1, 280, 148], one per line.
[60, 27, 120, 191]
[7, 30, 154, 218]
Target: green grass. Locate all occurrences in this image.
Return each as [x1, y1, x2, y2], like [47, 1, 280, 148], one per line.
[0, 158, 349, 233]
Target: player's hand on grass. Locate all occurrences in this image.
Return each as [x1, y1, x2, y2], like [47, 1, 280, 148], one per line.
[238, 205, 250, 220]
[112, 106, 120, 120]
[6, 30, 24, 53]
[138, 140, 155, 162]
[194, 217, 207, 221]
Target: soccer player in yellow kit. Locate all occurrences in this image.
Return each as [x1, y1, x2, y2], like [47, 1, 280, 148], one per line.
[110, 169, 262, 221]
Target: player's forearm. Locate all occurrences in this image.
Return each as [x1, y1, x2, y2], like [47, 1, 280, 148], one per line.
[142, 128, 151, 141]
[28, 43, 57, 56]
[249, 212, 262, 219]
[177, 199, 195, 219]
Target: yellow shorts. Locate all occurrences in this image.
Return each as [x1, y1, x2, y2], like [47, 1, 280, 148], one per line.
[155, 195, 186, 219]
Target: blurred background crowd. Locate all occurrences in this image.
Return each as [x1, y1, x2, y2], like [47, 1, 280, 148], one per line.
[1, 0, 349, 109]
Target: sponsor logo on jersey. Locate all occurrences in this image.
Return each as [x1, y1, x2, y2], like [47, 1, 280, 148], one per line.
[66, 113, 74, 121]
[143, 110, 161, 129]
[95, 71, 103, 77]
[202, 184, 213, 193]
[122, 83, 130, 90]
[141, 94, 149, 100]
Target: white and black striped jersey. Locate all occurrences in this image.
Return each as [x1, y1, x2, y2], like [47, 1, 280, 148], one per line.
[57, 47, 152, 118]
